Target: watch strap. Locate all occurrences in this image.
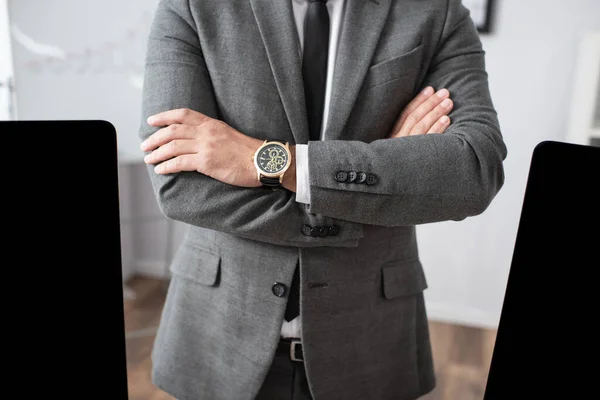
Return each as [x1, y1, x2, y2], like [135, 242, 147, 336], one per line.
[268, 139, 287, 144]
[260, 176, 282, 187]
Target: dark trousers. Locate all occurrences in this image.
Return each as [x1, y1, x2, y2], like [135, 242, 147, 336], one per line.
[255, 339, 313, 400]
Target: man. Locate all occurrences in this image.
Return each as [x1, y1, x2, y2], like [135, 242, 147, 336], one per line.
[138, 0, 507, 399]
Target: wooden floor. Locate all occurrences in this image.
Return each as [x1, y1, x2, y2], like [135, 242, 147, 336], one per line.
[124, 275, 497, 400]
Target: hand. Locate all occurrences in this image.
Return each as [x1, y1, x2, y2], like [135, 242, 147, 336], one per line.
[141, 108, 264, 188]
[387, 86, 453, 138]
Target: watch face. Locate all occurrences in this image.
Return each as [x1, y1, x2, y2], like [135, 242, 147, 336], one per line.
[256, 143, 289, 174]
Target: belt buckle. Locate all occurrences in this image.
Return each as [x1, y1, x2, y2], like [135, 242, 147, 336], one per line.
[290, 339, 303, 362]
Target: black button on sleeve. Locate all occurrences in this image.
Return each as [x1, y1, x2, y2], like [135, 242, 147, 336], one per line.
[272, 283, 287, 297]
[366, 173, 378, 185]
[301, 224, 314, 236]
[346, 171, 357, 182]
[335, 171, 348, 182]
[318, 226, 328, 237]
[356, 172, 367, 184]
[328, 224, 340, 236]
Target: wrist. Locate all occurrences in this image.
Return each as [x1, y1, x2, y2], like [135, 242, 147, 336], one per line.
[247, 137, 264, 188]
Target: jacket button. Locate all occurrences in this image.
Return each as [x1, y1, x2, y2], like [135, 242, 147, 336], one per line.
[346, 171, 357, 182]
[356, 172, 367, 184]
[328, 224, 340, 236]
[272, 283, 287, 297]
[366, 173, 378, 185]
[301, 224, 314, 236]
[317, 226, 329, 237]
[335, 171, 348, 182]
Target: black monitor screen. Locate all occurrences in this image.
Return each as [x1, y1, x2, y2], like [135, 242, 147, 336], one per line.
[484, 140, 600, 398]
[3, 120, 128, 399]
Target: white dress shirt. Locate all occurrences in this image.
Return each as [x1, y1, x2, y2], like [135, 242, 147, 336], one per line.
[280, 0, 347, 339]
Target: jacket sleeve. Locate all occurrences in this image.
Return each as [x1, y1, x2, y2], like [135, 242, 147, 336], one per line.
[305, 0, 508, 227]
[139, 0, 364, 247]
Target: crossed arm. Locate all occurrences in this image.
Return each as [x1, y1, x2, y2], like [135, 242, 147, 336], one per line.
[139, 0, 506, 247]
[140, 87, 454, 191]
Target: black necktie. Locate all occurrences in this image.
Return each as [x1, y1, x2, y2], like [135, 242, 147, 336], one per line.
[284, 0, 330, 323]
[284, 263, 300, 322]
[302, 0, 330, 142]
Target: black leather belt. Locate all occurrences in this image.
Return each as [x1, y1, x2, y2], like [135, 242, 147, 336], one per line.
[278, 338, 304, 362]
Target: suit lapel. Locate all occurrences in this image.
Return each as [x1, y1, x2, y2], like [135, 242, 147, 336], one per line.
[248, 0, 309, 145]
[248, 0, 391, 144]
[325, 0, 392, 140]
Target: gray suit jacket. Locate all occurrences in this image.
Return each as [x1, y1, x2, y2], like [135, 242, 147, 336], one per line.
[138, 0, 507, 399]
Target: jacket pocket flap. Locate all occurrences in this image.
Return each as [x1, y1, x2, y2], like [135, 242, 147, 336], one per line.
[170, 244, 221, 286]
[364, 43, 423, 89]
[382, 258, 428, 299]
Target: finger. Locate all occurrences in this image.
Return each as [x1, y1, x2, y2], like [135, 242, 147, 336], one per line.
[427, 115, 451, 134]
[397, 86, 435, 127]
[141, 124, 196, 152]
[154, 155, 198, 174]
[398, 88, 450, 137]
[409, 98, 454, 135]
[144, 139, 199, 165]
[389, 86, 435, 137]
[147, 108, 210, 127]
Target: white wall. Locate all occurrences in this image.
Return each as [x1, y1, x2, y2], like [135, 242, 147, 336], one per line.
[418, 0, 600, 328]
[127, 163, 188, 281]
[6, 0, 155, 163]
[0, 0, 14, 119]
[118, 163, 137, 282]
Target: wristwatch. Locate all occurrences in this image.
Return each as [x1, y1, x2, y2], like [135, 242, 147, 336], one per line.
[252, 139, 292, 188]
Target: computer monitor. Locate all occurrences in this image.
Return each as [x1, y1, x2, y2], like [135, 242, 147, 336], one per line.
[483, 140, 600, 398]
[3, 120, 129, 399]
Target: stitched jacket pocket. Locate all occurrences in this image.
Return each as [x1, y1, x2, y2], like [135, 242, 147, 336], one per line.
[170, 243, 221, 286]
[364, 44, 424, 89]
[381, 257, 428, 299]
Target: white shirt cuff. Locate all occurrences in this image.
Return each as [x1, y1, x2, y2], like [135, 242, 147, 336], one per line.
[295, 144, 311, 204]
